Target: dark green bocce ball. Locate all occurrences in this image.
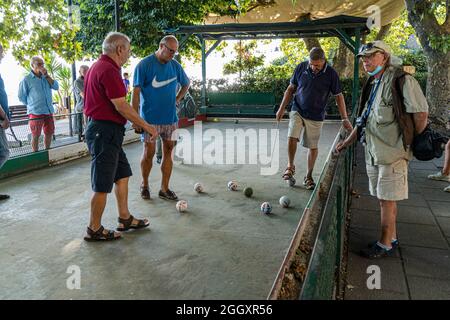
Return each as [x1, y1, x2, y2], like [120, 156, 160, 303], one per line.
[243, 187, 253, 198]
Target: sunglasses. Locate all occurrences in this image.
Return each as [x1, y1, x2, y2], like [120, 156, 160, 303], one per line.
[163, 44, 178, 55]
[358, 42, 384, 55]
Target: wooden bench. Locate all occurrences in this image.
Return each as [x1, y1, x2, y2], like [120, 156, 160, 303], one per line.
[7, 105, 28, 147]
[206, 92, 277, 118]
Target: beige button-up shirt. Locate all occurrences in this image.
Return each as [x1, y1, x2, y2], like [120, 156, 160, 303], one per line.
[362, 66, 429, 165]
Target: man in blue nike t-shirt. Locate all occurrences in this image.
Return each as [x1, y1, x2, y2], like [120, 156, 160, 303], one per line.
[132, 35, 190, 201]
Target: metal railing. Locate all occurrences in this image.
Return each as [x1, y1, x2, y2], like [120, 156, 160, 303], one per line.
[268, 127, 355, 300]
[6, 112, 86, 158]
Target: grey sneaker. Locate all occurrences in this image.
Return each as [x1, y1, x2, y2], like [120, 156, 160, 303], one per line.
[444, 185, 450, 193]
[428, 171, 450, 182]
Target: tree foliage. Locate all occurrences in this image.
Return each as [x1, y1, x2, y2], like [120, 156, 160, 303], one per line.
[0, 0, 82, 68]
[76, 0, 269, 59]
[222, 40, 265, 79]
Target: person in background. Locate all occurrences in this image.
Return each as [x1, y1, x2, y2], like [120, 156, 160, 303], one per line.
[73, 65, 89, 136]
[18, 56, 59, 152]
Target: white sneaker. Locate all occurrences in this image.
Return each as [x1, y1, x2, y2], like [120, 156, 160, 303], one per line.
[427, 171, 450, 182]
[444, 185, 450, 193]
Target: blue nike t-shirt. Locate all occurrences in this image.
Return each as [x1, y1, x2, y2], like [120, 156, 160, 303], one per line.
[133, 54, 189, 124]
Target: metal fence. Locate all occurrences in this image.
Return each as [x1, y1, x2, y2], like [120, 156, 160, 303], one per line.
[268, 127, 355, 300]
[6, 112, 86, 158]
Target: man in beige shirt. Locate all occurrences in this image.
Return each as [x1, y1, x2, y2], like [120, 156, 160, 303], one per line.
[336, 41, 429, 259]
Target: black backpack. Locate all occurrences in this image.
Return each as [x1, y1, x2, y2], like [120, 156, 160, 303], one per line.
[412, 124, 448, 161]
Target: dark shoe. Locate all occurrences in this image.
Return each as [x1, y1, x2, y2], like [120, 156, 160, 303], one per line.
[140, 186, 150, 200]
[117, 214, 150, 231]
[303, 177, 316, 190]
[83, 226, 122, 242]
[282, 166, 295, 180]
[159, 189, 178, 201]
[368, 239, 399, 250]
[0, 194, 10, 200]
[360, 242, 394, 259]
[156, 156, 162, 164]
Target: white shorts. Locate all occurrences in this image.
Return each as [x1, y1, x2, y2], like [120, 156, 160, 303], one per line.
[287, 111, 323, 149]
[366, 159, 409, 201]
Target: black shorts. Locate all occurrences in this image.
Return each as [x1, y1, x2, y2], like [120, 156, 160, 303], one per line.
[85, 120, 132, 193]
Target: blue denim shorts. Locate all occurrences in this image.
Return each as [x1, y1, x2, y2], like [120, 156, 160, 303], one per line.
[85, 120, 132, 193]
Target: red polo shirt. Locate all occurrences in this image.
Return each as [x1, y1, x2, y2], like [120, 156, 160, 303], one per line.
[84, 54, 127, 125]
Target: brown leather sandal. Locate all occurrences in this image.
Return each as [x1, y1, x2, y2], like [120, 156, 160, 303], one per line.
[117, 214, 150, 231]
[140, 186, 150, 199]
[84, 226, 121, 242]
[282, 166, 295, 180]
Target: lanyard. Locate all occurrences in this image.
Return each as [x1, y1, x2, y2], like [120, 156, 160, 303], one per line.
[362, 74, 383, 121]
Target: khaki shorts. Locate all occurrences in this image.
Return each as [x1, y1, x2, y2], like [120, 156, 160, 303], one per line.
[366, 159, 408, 201]
[287, 111, 323, 149]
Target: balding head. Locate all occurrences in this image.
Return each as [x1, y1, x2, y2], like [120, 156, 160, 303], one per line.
[102, 32, 131, 66]
[160, 35, 178, 47]
[102, 32, 130, 54]
[157, 35, 179, 63]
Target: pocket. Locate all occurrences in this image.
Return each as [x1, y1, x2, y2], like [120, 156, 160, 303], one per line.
[374, 102, 395, 125]
[392, 160, 407, 186]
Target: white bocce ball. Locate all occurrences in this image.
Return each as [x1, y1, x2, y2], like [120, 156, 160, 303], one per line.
[279, 196, 291, 208]
[194, 183, 204, 193]
[176, 200, 188, 212]
[227, 180, 238, 191]
[260, 201, 272, 215]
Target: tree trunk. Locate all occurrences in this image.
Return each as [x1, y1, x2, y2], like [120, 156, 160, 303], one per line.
[303, 38, 321, 51]
[405, 0, 450, 130]
[333, 41, 354, 78]
[333, 24, 392, 79]
[297, 14, 323, 52]
[424, 51, 450, 129]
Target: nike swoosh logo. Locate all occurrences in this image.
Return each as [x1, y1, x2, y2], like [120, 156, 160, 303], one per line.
[152, 76, 177, 88]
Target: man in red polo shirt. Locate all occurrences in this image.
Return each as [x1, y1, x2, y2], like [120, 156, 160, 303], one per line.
[83, 32, 158, 242]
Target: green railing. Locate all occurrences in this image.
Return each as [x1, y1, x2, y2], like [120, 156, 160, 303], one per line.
[299, 142, 354, 299]
[268, 127, 355, 300]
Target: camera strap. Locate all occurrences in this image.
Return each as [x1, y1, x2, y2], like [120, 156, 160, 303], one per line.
[361, 73, 384, 124]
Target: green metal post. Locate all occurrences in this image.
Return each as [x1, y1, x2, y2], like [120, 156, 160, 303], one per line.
[351, 29, 361, 117]
[200, 36, 207, 108]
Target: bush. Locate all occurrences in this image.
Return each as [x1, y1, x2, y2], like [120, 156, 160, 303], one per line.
[400, 51, 427, 73]
[190, 71, 427, 116]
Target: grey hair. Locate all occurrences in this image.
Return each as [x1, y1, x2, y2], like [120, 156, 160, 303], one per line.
[30, 56, 44, 68]
[79, 65, 89, 71]
[309, 47, 326, 61]
[102, 32, 130, 54]
[160, 35, 178, 46]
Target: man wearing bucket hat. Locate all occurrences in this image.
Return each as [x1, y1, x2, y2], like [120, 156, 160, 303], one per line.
[336, 40, 429, 259]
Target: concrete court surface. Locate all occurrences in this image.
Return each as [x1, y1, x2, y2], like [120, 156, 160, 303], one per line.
[0, 119, 340, 299]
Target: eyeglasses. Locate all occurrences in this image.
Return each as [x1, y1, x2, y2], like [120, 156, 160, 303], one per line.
[163, 44, 178, 55]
